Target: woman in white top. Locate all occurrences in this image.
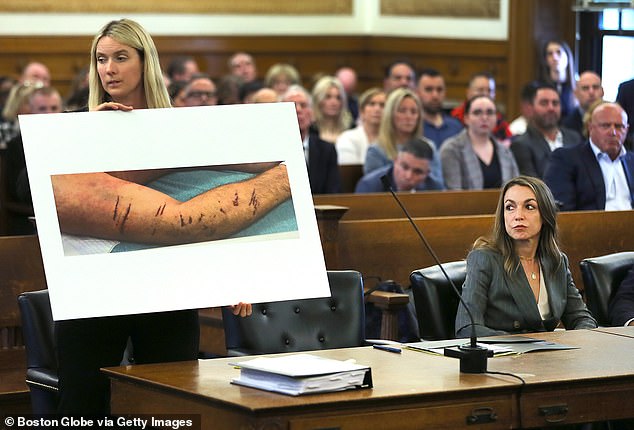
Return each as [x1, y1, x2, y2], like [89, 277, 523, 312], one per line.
[335, 87, 385, 165]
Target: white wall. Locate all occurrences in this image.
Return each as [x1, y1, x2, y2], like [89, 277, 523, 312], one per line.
[0, 0, 508, 40]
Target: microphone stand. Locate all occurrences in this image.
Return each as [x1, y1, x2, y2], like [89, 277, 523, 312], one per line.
[380, 175, 491, 373]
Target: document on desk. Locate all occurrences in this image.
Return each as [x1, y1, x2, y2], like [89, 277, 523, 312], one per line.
[230, 354, 373, 396]
[406, 336, 578, 356]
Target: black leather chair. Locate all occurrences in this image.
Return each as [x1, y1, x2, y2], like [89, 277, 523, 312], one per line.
[222, 270, 365, 356]
[580, 251, 634, 326]
[17, 289, 58, 414]
[409, 261, 467, 341]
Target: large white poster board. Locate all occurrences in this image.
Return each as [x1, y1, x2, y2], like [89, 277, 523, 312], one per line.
[19, 103, 330, 320]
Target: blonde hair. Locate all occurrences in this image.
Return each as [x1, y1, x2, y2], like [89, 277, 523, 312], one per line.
[88, 19, 170, 110]
[2, 82, 40, 120]
[264, 63, 301, 88]
[377, 88, 422, 160]
[311, 75, 351, 137]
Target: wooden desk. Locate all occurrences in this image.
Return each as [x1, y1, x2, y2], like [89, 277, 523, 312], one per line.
[105, 329, 634, 429]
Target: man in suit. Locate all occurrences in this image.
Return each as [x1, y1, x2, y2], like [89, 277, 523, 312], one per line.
[511, 83, 582, 178]
[281, 85, 341, 194]
[355, 137, 442, 193]
[609, 263, 634, 326]
[562, 71, 604, 136]
[544, 102, 634, 210]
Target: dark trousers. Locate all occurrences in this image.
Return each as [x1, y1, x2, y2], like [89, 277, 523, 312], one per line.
[55, 309, 199, 415]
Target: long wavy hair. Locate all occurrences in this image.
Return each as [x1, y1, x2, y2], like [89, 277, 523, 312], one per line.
[474, 175, 562, 275]
[311, 75, 351, 136]
[377, 88, 422, 161]
[88, 19, 171, 110]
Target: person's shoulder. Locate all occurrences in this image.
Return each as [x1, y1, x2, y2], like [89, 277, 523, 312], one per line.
[560, 126, 582, 143]
[442, 114, 463, 128]
[467, 247, 501, 265]
[440, 129, 467, 149]
[355, 164, 390, 192]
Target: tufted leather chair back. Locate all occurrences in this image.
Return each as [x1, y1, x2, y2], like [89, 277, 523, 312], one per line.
[410, 261, 467, 341]
[580, 251, 634, 326]
[17, 289, 59, 414]
[222, 270, 365, 356]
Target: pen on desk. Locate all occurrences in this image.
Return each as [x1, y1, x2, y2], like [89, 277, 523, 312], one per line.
[373, 344, 401, 354]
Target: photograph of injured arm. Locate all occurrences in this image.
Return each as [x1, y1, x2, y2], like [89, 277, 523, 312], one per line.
[52, 161, 297, 255]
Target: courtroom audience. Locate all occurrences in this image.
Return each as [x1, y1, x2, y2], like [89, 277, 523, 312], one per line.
[451, 71, 512, 144]
[335, 66, 360, 121]
[538, 39, 577, 120]
[216, 74, 243, 105]
[510, 83, 582, 178]
[416, 68, 463, 150]
[441, 95, 518, 190]
[281, 85, 341, 194]
[240, 80, 264, 103]
[265, 63, 301, 96]
[228, 51, 259, 84]
[544, 102, 634, 211]
[19, 61, 51, 87]
[0, 75, 16, 112]
[456, 175, 597, 337]
[168, 80, 187, 107]
[7, 86, 63, 207]
[336, 87, 386, 165]
[508, 81, 539, 136]
[166, 55, 200, 83]
[383, 60, 416, 93]
[181, 74, 218, 107]
[65, 66, 90, 110]
[562, 71, 604, 136]
[364, 88, 443, 186]
[355, 137, 442, 193]
[0, 82, 39, 149]
[311, 75, 353, 144]
[251, 87, 279, 104]
[609, 263, 634, 326]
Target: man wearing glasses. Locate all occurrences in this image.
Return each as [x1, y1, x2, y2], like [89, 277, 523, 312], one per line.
[544, 102, 634, 210]
[182, 73, 218, 107]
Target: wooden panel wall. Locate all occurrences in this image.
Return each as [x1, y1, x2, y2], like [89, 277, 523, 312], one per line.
[0, 0, 577, 121]
[0, 35, 508, 111]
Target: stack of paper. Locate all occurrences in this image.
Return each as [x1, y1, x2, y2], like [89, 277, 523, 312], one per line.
[230, 353, 372, 396]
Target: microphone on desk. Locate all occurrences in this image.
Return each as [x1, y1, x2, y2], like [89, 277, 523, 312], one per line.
[380, 175, 491, 373]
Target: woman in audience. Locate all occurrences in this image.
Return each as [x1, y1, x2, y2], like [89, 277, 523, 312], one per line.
[440, 95, 518, 190]
[539, 39, 577, 119]
[264, 63, 301, 96]
[54, 18, 252, 415]
[311, 75, 352, 144]
[336, 87, 385, 165]
[0, 82, 39, 148]
[455, 175, 597, 337]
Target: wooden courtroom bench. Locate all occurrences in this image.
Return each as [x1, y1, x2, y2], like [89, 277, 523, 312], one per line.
[320, 209, 634, 295]
[0, 235, 47, 414]
[313, 189, 500, 220]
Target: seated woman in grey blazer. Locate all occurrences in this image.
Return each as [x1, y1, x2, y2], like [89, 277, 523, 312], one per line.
[455, 176, 597, 337]
[440, 95, 518, 190]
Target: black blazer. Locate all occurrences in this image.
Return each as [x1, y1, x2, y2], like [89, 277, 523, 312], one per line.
[510, 125, 582, 178]
[544, 141, 634, 210]
[308, 134, 341, 194]
[609, 264, 634, 326]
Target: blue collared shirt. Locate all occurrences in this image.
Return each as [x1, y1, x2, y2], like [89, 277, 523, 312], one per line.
[589, 139, 632, 210]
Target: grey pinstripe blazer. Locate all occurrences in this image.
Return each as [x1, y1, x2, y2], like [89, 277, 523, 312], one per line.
[455, 249, 597, 338]
[440, 129, 519, 190]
